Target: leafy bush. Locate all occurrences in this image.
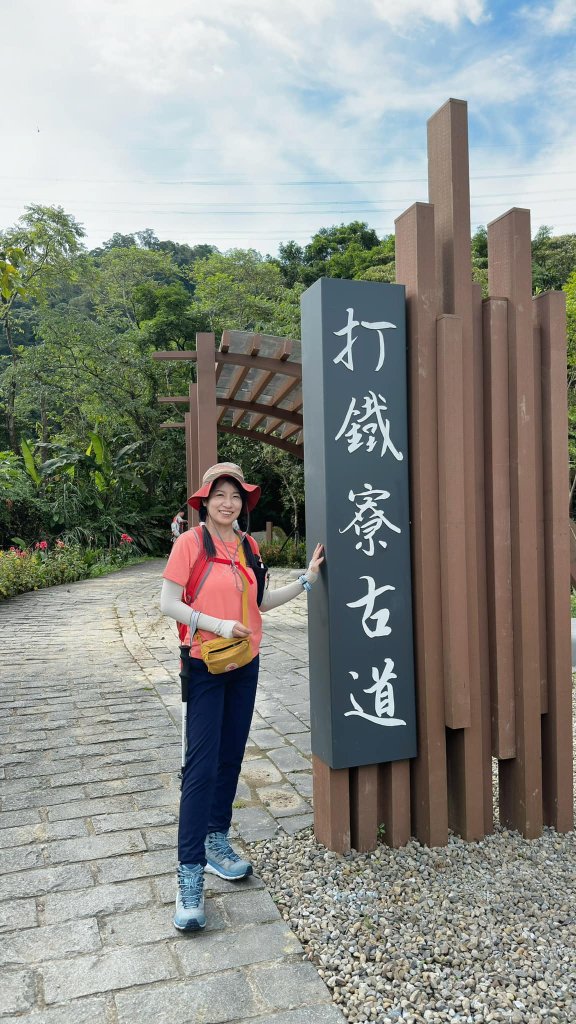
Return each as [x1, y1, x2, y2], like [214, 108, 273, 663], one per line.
[259, 536, 307, 568]
[0, 540, 147, 601]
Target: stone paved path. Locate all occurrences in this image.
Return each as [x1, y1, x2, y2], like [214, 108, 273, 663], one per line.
[0, 560, 345, 1024]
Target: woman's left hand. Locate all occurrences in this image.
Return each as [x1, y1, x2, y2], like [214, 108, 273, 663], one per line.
[307, 543, 325, 576]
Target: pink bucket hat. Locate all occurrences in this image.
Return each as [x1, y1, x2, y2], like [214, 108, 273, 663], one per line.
[187, 462, 261, 511]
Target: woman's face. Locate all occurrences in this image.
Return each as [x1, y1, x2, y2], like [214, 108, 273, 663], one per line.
[204, 478, 243, 530]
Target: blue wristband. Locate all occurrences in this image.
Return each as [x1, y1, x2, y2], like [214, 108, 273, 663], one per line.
[298, 574, 312, 592]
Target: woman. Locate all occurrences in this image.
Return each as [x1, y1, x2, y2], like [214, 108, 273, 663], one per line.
[160, 461, 324, 932]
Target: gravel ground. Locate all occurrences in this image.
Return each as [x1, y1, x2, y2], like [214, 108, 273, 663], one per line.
[249, 691, 576, 1024]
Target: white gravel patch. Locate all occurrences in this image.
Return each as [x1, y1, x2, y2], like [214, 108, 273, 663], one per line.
[249, 687, 576, 1024]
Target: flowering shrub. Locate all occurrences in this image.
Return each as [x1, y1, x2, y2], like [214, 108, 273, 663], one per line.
[0, 539, 146, 601]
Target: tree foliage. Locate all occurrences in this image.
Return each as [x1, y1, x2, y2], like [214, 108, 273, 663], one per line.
[1, 205, 574, 551]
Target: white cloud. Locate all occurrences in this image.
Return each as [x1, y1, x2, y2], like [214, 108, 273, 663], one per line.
[0, 0, 574, 250]
[369, 0, 486, 28]
[520, 0, 576, 34]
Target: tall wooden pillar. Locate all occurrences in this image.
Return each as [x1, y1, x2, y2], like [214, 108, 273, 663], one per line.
[395, 202, 448, 848]
[196, 333, 218, 476]
[535, 291, 573, 831]
[488, 208, 543, 838]
[428, 98, 489, 840]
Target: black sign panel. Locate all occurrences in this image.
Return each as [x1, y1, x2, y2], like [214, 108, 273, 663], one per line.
[301, 277, 417, 770]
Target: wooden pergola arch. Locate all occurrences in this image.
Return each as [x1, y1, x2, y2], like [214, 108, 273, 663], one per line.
[153, 329, 304, 515]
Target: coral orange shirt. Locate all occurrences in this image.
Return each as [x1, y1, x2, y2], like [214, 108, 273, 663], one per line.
[163, 528, 263, 659]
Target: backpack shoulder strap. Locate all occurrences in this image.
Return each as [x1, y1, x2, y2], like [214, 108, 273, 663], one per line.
[177, 526, 210, 644]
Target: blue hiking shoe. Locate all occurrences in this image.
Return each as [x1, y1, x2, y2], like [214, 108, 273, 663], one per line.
[173, 863, 206, 931]
[205, 831, 253, 880]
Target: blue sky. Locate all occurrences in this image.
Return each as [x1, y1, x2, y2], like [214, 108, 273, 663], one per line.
[1, 0, 575, 254]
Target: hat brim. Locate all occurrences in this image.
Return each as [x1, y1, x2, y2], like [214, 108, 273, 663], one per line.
[187, 480, 261, 512]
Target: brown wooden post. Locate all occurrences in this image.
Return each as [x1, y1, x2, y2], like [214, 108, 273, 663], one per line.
[313, 756, 351, 853]
[472, 282, 494, 835]
[436, 314, 470, 729]
[488, 208, 543, 839]
[266, 521, 274, 544]
[195, 333, 218, 476]
[350, 765, 379, 853]
[428, 98, 487, 841]
[534, 291, 573, 832]
[187, 383, 200, 527]
[482, 298, 515, 760]
[395, 202, 448, 847]
[378, 760, 411, 848]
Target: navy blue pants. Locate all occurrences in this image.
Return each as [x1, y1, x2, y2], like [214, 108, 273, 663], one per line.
[178, 649, 259, 865]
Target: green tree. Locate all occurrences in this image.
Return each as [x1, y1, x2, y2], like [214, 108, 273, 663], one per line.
[191, 249, 301, 336]
[0, 205, 85, 450]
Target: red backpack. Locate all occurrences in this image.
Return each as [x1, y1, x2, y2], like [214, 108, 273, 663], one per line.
[177, 526, 267, 644]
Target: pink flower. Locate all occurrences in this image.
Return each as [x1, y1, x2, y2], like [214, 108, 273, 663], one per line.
[35, 540, 48, 551]
[56, 540, 65, 548]
[120, 533, 133, 544]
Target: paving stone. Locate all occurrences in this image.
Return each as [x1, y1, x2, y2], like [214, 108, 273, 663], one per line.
[2, 784, 88, 811]
[173, 920, 302, 976]
[286, 772, 314, 798]
[279, 813, 315, 835]
[41, 944, 178, 1004]
[240, 758, 283, 786]
[44, 830, 147, 865]
[95, 848, 175, 884]
[287, 732, 312, 755]
[0, 843, 45, 874]
[83, 776, 163, 799]
[244, 1007, 346, 1024]
[141, 825, 176, 850]
[0, 967, 37, 1014]
[47, 795, 134, 821]
[0, 918, 102, 965]
[0, 898, 38, 931]
[252, 961, 336, 1010]
[0, 863, 93, 901]
[250, 728, 288, 749]
[0, 808, 41, 829]
[114, 969, 261, 1024]
[0, 995, 110, 1024]
[43, 880, 154, 924]
[268, 746, 311, 774]
[218, 888, 280, 927]
[91, 808, 177, 834]
[256, 785, 311, 818]
[100, 900, 225, 945]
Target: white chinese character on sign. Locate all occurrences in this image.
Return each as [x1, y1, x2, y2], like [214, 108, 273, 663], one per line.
[344, 659, 406, 726]
[339, 484, 401, 556]
[334, 392, 404, 460]
[347, 576, 395, 638]
[333, 308, 359, 371]
[360, 319, 396, 372]
[333, 309, 396, 372]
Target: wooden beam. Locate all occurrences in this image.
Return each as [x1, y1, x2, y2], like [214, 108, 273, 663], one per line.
[488, 208, 543, 839]
[535, 290, 573, 832]
[218, 424, 303, 458]
[395, 201, 448, 848]
[152, 349, 302, 379]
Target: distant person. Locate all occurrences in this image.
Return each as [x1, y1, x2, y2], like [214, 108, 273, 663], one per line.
[160, 462, 324, 932]
[171, 509, 186, 544]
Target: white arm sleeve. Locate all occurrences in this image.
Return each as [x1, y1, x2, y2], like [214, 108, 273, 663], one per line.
[159, 579, 236, 638]
[259, 569, 318, 612]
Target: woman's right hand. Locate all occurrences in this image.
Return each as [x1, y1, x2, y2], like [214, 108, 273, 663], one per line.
[229, 621, 252, 638]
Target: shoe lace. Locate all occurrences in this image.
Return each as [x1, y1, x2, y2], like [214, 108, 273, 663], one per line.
[177, 865, 203, 908]
[207, 831, 241, 862]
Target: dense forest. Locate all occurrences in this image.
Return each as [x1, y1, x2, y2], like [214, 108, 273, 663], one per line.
[1, 205, 575, 553]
